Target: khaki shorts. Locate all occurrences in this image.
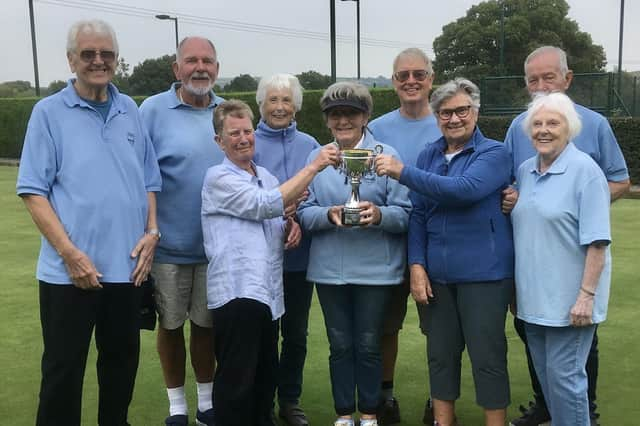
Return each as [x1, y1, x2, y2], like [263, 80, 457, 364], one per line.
[152, 263, 213, 330]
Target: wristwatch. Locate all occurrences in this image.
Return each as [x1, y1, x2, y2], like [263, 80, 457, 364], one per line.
[146, 228, 162, 240]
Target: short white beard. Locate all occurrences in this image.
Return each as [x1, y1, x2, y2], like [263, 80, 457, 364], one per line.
[183, 80, 213, 97]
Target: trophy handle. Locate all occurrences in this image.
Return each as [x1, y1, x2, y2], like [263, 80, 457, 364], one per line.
[367, 144, 384, 174]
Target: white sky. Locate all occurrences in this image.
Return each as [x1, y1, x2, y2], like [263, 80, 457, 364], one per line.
[2, 0, 638, 86]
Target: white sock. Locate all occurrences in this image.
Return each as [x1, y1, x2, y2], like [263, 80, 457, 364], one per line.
[167, 386, 188, 416]
[197, 381, 214, 412]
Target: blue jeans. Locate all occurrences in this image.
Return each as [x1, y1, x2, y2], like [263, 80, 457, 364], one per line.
[316, 283, 393, 416]
[525, 322, 596, 426]
[277, 271, 314, 404]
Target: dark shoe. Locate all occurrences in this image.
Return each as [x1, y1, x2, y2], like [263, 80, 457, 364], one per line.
[509, 401, 551, 426]
[165, 414, 189, 426]
[279, 403, 309, 426]
[422, 398, 434, 425]
[196, 408, 215, 426]
[377, 397, 400, 425]
[590, 410, 600, 426]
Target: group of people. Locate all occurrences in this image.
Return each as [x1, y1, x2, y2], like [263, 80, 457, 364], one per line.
[16, 18, 629, 426]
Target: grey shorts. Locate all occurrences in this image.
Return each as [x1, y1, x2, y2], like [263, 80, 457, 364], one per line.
[152, 263, 213, 330]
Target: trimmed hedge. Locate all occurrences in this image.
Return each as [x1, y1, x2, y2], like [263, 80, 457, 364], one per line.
[1, 89, 637, 183]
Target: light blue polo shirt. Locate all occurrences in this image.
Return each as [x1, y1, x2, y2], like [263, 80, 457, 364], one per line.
[17, 80, 162, 284]
[505, 103, 629, 182]
[139, 83, 225, 264]
[369, 109, 441, 166]
[511, 143, 611, 326]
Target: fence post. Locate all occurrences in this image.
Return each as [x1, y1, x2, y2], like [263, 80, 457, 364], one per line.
[607, 73, 614, 116]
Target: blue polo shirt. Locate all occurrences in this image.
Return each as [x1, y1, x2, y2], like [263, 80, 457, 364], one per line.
[369, 109, 441, 166]
[505, 103, 629, 182]
[511, 143, 611, 326]
[139, 83, 225, 264]
[17, 80, 162, 284]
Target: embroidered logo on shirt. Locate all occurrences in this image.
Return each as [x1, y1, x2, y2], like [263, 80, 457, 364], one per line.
[127, 132, 135, 146]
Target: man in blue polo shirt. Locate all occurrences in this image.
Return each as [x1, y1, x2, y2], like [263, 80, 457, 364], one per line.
[17, 20, 161, 426]
[139, 36, 224, 426]
[368, 47, 441, 426]
[505, 45, 630, 426]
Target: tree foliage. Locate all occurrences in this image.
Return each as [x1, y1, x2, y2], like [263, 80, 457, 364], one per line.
[112, 57, 131, 94]
[0, 81, 35, 98]
[433, 0, 606, 82]
[46, 80, 67, 95]
[296, 70, 332, 90]
[128, 55, 176, 96]
[224, 74, 258, 92]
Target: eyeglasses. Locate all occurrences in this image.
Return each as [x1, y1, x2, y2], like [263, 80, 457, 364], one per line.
[436, 105, 473, 120]
[78, 50, 116, 63]
[393, 69, 430, 82]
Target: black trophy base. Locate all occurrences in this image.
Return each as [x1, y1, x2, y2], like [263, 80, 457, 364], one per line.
[342, 207, 362, 226]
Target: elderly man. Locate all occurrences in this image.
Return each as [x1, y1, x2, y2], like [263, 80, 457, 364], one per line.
[16, 19, 161, 426]
[368, 47, 441, 425]
[139, 36, 223, 426]
[505, 46, 630, 426]
[201, 100, 338, 426]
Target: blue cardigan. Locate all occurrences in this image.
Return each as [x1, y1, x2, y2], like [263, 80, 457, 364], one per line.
[402, 127, 514, 284]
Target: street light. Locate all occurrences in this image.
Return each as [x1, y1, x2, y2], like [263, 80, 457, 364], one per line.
[28, 0, 41, 96]
[341, 0, 361, 80]
[155, 14, 179, 50]
[617, 0, 625, 105]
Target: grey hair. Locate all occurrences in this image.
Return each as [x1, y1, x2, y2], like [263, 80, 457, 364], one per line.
[319, 81, 373, 117]
[524, 46, 570, 78]
[66, 20, 119, 54]
[256, 74, 304, 116]
[429, 78, 481, 113]
[177, 37, 217, 62]
[393, 48, 433, 75]
[522, 92, 582, 141]
[213, 99, 254, 135]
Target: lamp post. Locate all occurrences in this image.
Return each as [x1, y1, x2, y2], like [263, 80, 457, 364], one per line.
[28, 0, 41, 96]
[617, 0, 625, 105]
[330, 0, 336, 83]
[499, 0, 505, 75]
[341, 0, 361, 80]
[155, 14, 179, 50]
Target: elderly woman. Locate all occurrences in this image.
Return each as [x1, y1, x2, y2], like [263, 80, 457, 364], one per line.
[511, 92, 611, 425]
[201, 100, 338, 426]
[375, 78, 513, 426]
[298, 82, 411, 426]
[253, 74, 320, 425]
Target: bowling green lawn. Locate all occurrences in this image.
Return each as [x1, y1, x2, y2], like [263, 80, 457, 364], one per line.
[1, 165, 638, 425]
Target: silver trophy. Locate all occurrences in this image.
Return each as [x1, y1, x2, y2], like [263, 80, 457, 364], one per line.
[337, 144, 383, 226]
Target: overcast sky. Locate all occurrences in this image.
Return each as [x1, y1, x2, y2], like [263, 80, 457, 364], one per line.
[2, 0, 638, 86]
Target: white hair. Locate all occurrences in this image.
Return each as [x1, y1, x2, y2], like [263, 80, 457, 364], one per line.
[256, 74, 304, 116]
[67, 20, 119, 54]
[522, 92, 582, 140]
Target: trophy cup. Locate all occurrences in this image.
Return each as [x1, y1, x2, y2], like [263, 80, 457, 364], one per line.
[338, 144, 383, 226]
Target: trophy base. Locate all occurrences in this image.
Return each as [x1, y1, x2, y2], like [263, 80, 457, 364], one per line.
[342, 207, 362, 226]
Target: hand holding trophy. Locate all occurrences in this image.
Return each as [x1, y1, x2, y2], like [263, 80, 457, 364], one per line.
[337, 144, 383, 226]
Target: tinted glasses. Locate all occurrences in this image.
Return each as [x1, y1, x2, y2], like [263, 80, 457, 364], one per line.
[78, 50, 116, 63]
[436, 105, 473, 120]
[393, 69, 429, 82]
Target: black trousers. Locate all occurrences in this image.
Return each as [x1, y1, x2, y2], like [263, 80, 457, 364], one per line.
[37, 282, 142, 426]
[514, 316, 599, 411]
[212, 298, 278, 426]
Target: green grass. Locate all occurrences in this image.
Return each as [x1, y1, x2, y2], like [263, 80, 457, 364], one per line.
[1, 165, 638, 425]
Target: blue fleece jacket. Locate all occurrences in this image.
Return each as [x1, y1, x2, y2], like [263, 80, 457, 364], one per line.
[402, 127, 514, 284]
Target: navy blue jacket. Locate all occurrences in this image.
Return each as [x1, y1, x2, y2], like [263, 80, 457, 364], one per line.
[402, 127, 514, 284]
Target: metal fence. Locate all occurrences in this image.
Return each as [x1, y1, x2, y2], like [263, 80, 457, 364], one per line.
[480, 72, 639, 117]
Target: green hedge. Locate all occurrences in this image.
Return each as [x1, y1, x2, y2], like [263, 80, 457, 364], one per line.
[1, 90, 637, 183]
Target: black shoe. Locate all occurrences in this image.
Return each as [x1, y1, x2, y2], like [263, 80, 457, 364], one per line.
[509, 401, 551, 426]
[590, 410, 601, 426]
[278, 403, 309, 426]
[422, 398, 434, 425]
[377, 397, 400, 425]
[165, 414, 189, 426]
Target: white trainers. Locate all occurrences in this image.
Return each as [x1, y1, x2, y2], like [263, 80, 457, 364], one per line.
[334, 418, 354, 426]
[359, 419, 378, 426]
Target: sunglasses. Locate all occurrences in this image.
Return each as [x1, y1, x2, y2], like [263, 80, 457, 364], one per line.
[436, 105, 473, 120]
[393, 69, 430, 82]
[78, 50, 116, 63]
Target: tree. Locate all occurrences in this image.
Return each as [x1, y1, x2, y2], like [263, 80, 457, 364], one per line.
[112, 57, 131, 94]
[46, 80, 67, 95]
[224, 74, 258, 93]
[432, 0, 606, 83]
[0, 80, 35, 98]
[128, 54, 176, 96]
[296, 70, 332, 90]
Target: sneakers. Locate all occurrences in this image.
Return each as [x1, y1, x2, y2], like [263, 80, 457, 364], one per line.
[195, 408, 215, 426]
[334, 418, 355, 426]
[165, 414, 188, 426]
[422, 398, 434, 425]
[279, 402, 309, 426]
[509, 401, 551, 426]
[360, 419, 379, 426]
[377, 397, 401, 425]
